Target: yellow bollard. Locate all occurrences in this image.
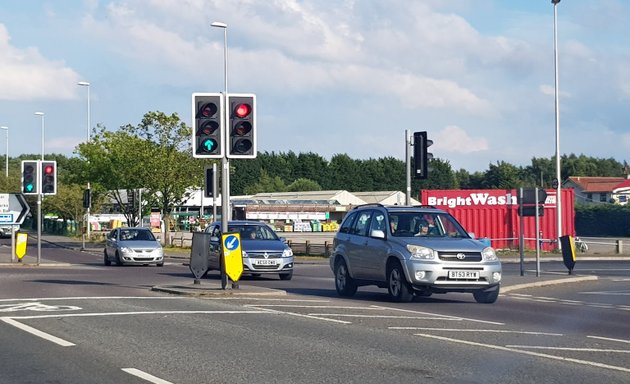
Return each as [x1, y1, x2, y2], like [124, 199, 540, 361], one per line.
[16, 232, 28, 261]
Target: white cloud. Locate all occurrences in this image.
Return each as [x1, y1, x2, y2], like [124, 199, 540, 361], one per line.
[0, 24, 81, 101]
[433, 125, 489, 154]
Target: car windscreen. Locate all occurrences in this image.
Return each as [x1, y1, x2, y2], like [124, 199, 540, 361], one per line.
[120, 229, 156, 241]
[227, 225, 279, 241]
[388, 212, 469, 238]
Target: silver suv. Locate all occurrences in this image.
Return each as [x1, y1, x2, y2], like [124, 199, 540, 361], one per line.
[330, 204, 502, 303]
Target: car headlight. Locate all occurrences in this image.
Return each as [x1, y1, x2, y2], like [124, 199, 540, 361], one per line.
[120, 247, 133, 254]
[282, 248, 293, 257]
[242, 250, 248, 258]
[407, 244, 436, 260]
[481, 247, 498, 261]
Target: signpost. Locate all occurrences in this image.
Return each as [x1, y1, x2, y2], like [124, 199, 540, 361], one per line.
[221, 232, 243, 288]
[0, 193, 30, 263]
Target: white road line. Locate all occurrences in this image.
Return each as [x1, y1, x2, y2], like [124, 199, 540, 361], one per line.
[122, 368, 173, 384]
[246, 305, 386, 310]
[415, 333, 630, 374]
[308, 314, 463, 320]
[371, 305, 505, 325]
[0, 296, 184, 302]
[5, 310, 271, 321]
[0, 318, 75, 347]
[505, 345, 630, 353]
[588, 335, 630, 344]
[581, 291, 630, 296]
[390, 327, 563, 336]
[253, 306, 351, 324]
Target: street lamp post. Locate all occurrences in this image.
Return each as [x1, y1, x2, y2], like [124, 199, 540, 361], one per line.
[78, 81, 92, 247]
[211, 21, 230, 289]
[0, 126, 7, 178]
[34, 112, 45, 265]
[552, 0, 562, 246]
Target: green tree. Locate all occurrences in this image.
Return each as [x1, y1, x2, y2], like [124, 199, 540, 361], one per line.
[76, 112, 204, 230]
[287, 178, 321, 192]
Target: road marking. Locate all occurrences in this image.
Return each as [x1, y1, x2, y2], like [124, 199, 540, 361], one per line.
[0, 302, 81, 312]
[310, 313, 464, 320]
[588, 335, 630, 344]
[0, 318, 75, 347]
[390, 327, 563, 336]
[505, 345, 630, 353]
[415, 333, 630, 374]
[371, 305, 505, 325]
[252, 306, 351, 324]
[122, 368, 173, 384]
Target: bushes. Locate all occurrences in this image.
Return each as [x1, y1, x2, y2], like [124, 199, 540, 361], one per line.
[575, 204, 630, 236]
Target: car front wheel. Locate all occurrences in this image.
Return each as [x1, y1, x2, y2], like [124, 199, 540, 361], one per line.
[103, 251, 111, 266]
[387, 262, 414, 302]
[279, 271, 293, 280]
[334, 259, 357, 297]
[473, 286, 499, 304]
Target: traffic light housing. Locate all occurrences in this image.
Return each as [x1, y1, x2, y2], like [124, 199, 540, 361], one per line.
[21, 160, 39, 195]
[204, 166, 214, 198]
[41, 160, 57, 195]
[192, 93, 223, 158]
[227, 94, 256, 159]
[413, 131, 433, 180]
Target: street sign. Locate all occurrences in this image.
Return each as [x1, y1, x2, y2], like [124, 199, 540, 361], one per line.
[190, 232, 211, 281]
[0, 193, 30, 225]
[221, 232, 243, 282]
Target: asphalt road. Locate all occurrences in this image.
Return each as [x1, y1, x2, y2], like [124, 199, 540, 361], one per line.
[0, 238, 629, 383]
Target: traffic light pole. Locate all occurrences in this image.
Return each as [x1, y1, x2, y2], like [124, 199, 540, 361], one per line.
[405, 129, 411, 205]
[37, 192, 41, 266]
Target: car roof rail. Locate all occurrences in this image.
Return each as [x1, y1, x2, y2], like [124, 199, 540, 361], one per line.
[351, 203, 384, 210]
[410, 204, 438, 209]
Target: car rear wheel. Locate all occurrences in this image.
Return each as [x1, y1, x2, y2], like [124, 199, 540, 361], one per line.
[279, 271, 293, 280]
[334, 259, 357, 297]
[473, 286, 499, 304]
[387, 262, 414, 302]
[103, 251, 111, 266]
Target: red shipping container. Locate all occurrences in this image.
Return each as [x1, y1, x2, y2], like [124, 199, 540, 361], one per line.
[420, 189, 575, 250]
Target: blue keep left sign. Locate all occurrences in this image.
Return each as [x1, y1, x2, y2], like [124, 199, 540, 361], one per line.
[224, 234, 240, 251]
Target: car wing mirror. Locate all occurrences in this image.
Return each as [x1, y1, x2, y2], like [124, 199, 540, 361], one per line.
[370, 229, 385, 239]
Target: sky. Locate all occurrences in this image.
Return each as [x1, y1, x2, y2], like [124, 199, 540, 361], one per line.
[1, 0, 629, 173]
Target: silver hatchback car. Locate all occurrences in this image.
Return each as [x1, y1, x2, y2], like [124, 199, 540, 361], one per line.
[330, 204, 502, 303]
[104, 227, 164, 267]
[204, 221, 294, 280]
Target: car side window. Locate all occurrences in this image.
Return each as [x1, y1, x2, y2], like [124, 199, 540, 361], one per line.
[352, 210, 373, 237]
[339, 212, 357, 234]
[369, 211, 386, 234]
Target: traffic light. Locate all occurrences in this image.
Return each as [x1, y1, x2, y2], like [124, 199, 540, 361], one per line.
[413, 131, 433, 180]
[40, 160, 57, 195]
[227, 94, 256, 159]
[204, 166, 214, 198]
[83, 188, 91, 209]
[192, 93, 223, 158]
[21, 160, 39, 195]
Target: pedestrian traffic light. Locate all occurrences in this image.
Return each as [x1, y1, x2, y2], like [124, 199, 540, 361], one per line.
[40, 160, 57, 195]
[413, 131, 433, 180]
[21, 160, 39, 195]
[192, 93, 223, 158]
[227, 94, 256, 159]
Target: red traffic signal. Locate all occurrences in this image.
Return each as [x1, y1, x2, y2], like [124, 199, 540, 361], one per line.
[41, 160, 57, 195]
[227, 94, 256, 159]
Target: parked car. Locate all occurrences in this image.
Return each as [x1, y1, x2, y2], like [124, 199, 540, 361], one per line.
[203, 220, 294, 280]
[104, 227, 164, 267]
[329, 204, 502, 303]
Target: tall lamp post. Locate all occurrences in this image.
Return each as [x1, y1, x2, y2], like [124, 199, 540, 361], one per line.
[552, 0, 562, 246]
[0, 126, 7, 178]
[211, 21, 230, 289]
[34, 112, 45, 265]
[78, 81, 92, 246]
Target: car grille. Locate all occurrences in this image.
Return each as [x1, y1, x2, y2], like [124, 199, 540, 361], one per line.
[438, 252, 482, 262]
[131, 248, 156, 254]
[247, 252, 284, 259]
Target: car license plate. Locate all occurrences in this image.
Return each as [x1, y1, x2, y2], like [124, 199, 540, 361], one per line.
[448, 270, 479, 279]
[254, 259, 278, 266]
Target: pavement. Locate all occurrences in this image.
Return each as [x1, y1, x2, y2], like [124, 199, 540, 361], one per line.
[1, 232, 617, 297]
